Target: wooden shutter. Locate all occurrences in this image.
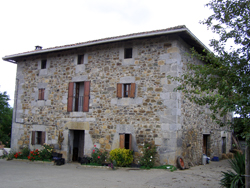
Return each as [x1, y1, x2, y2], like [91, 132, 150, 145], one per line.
[32, 131, 36, 145]
[129, 134, 132, 150]
[119, 134, 125, 149]
[41, 132, 46, 145]
[67, 82, 74, 112]
[38, 89, 45, 100]
[129, 83, 136, 98]
[117, 83, 122, 98]
[83, 81, 90, 112]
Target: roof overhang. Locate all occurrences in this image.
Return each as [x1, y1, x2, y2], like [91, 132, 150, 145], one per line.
[2, 26, 210, 63]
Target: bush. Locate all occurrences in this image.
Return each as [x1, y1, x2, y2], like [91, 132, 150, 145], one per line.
[91, 145, 108, 165]
[22, 147, 30, 157]
[220, 152, 245, 188]
[39, 144, 53, 160]
[109, 148, 133, 167]
[139, 143, 157, 169]
[28, 149, 41, 161]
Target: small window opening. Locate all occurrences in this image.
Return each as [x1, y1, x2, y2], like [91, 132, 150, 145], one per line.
[38, 88, 45, 100]
[124, 48, 132, 59]
[41, 60, 47, 69]
[78, 55, 84, 64]
[37, 131, 42, 145]
[123, 84, 131, 98]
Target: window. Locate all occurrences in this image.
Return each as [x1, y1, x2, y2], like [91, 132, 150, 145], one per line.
[120, 133, 132, 150]
[78, 55, 84, 64]
[41, 60, 47, 69]
[31, 131, 45, 145]
[124, 48, 132, 59]
[117, 83, 135, 98]
[67, 81, 90, 112]
[38, 88, 45, 100]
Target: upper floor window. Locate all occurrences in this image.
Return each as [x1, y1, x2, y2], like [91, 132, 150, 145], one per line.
[38, 88, 45, 100]
[67, 81, 90, 112]
[124, 48, 132, 59]
[41, 60, 47, 69]
[78, 54, 84, 64]
[117, 83, 135, 98]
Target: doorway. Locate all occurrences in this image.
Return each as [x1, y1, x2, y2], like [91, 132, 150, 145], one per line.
[222, 137, 226, 154]
[71, 130, 85, 162]
[203, 134, 210, 156]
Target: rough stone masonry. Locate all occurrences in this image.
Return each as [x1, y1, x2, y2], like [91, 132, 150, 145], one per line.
[5, 26, 232, 166]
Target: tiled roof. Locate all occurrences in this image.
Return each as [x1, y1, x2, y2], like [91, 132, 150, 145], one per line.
[3, 25, 208, 63]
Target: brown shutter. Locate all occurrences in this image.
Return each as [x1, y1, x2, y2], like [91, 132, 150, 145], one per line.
[41, 132, 46, 145]
[41, 89, 45, 100]
[117, 83, 122, 98]
[83, 81, 90, 112]
[67, 82, 74, 112]
[129, 83, 136, 98]
[119, 134, 125, 149]
[32, 131, 36, 145]
[129, 134, 132, 150]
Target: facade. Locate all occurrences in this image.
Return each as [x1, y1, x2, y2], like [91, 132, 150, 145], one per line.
[3, 25, 232, 166]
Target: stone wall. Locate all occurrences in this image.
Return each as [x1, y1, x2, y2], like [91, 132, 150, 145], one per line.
[11, 34, 232, 165]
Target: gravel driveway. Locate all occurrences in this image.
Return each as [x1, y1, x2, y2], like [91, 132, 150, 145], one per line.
[0, 159, 231, 188]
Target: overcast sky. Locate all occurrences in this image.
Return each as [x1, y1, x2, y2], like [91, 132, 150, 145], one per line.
[0, 0, 215, 107]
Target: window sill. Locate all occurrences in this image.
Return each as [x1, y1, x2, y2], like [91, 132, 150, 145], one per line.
[111, 97, 143, 106]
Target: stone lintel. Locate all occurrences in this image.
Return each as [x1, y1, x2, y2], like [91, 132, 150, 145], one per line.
[65, 122, 90, 130]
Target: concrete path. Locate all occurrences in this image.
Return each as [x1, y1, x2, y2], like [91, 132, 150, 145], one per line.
[0, 159, 231, 188]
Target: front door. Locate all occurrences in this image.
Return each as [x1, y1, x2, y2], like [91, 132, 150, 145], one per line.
[203, 135, 210, 156]
[72, 130, 85, 162]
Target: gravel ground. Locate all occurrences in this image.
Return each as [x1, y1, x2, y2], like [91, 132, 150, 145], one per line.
[0, 159, 231, 188]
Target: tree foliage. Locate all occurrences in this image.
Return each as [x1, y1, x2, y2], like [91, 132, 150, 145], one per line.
[169, 0, 250, 142]
[0, 91, 13, 147]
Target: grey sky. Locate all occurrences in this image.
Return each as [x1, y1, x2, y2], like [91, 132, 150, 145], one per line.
[0, 0, 214, 106]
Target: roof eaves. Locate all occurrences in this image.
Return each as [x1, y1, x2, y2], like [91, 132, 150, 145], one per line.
[2, 26, 210, 62]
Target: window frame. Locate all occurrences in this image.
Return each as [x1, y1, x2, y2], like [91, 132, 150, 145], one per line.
[32, 131, 45, 145]
[119, 133, 132, 150]
[38, 88, 45, 100]
[77, 54, 84, 65]
[67, 81, 90, 112]
[41, 59, 47, 69]
[117, 83, 135, 98]
[124, 48, 133, 59]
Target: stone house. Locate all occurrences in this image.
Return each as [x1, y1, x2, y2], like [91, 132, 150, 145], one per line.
[3, 25, 232, 166]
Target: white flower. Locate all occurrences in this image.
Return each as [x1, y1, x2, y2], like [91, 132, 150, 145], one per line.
[150, 156, 152, 158]
[150, 159, 151, 161]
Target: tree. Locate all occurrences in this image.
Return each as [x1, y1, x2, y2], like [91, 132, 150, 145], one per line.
[0, 91, 13, 147]
[169, 0, 250, 143]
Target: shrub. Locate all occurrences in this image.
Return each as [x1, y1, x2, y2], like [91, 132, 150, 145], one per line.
[22, 147, 30, 158]
[220, 152, 245, 188]
[139, 143, 157, 169]
[91, 145, 108, 165]
[6, 150, 15, 160]
[14, 152, 22, 159]
[28, 149, 41, 161]
[39, 144, 53, 161]
[109, 148, 133, 167]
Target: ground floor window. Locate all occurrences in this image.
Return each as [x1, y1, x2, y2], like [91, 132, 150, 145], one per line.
[119, 133, 132, 150]
[31, 131, 45, 145]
